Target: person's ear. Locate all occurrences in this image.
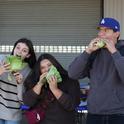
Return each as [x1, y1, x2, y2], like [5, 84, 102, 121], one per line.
[115, 32, 120, 38]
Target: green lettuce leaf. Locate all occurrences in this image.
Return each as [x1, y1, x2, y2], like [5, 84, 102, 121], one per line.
[96, 40, 106, 48]
[46, 65, 62, 83]
[6, 55, 26, 72]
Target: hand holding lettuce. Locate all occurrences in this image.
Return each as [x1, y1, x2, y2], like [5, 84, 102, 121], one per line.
[38, 72, 47, 85]
[46, 65, 62, 83]
[96, 39, 106, 48]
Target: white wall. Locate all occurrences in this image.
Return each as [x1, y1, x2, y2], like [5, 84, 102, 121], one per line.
[104, 0, 124, 39]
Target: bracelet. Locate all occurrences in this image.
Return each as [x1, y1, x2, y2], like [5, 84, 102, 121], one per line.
[37, 81, 43, 86]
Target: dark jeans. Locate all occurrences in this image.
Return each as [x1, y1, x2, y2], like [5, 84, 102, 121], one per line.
[86, 113, 124, 124]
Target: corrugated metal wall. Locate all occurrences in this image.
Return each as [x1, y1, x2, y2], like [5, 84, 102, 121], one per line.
[0, 0, 101, 69]
[104, 0, 124, 39]
[0, 0, 101, 45]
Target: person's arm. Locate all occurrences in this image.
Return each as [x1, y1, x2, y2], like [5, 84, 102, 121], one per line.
[17, 66, 31, 102]
[68, 38, 100, 79]
[112, 51, 124, 82]
[23, 88, 40, 107]
[23, 73, 47, 106]
[48, 76, 80, 111]
[57, 79, 80, 111]
[48, 76, 63, 99]
[68, 51, 91, 79]
[104, 39, 124, 83]
[23, 82, 44, 107]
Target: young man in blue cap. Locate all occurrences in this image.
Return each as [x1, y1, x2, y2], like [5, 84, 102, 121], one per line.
[68, 17, 124, 124]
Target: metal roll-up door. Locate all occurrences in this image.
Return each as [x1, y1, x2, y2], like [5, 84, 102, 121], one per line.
[0, 0, 102, 69]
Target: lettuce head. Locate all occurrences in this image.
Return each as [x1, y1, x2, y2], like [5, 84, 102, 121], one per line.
[46, 65, 62, 83]
[6, 55, 26, 72]
[96, 40, 106, 48]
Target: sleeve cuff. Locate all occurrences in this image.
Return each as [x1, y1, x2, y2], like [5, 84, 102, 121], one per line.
[111, 51, 122, 60]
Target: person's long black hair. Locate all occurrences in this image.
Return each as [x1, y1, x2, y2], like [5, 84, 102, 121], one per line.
[24, 53, 68, 90]
[11, 38, 36, 69]
[24, 54, 68, 109]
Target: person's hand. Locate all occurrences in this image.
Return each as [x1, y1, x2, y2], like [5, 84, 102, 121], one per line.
[103, 39, 117, 54]
[37, 72, 47, 86]
[33, 72, 47, 95]
[47, 75, 58, 91]
[0, 62, 10, 75]
[48, 75, 63, 99]
[13, 72, 23, 84]
[85, 38, 100, 54]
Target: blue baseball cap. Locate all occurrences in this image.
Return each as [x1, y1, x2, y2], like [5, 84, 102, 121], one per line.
[98, 17, 120, 32]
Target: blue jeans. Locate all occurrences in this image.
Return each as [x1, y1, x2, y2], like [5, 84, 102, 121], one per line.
[86, 113, 124, 124]
[0, 120, 20, 124]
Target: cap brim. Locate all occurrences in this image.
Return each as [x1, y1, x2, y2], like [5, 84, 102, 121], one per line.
[97, 25, 119, 32]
